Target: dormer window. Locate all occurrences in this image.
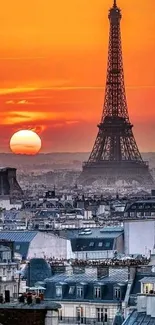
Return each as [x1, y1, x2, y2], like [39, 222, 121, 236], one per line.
[143, 283, 154, 294]
[89, 242, 94, 247]
[114, 287, 121, 299]
[77, 286, 83, 298]
[94, 286, 101, 298]
[69, 286, 75, 295]
[56, 285, 62, 298]
[105, 241, 110, 249]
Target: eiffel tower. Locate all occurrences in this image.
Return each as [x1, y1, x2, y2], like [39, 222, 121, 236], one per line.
[80, 0, 154, 186]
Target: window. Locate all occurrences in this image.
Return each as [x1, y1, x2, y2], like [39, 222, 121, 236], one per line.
[77, 286, 83, 298]
[76, 307, 84, 323]
[94, 286, 101, 298]
[145, 285, 149, 294]
[114, 287, 121, 299]
[89, 242, 94, 247]
[96, 308, 108, 322]
[56, 286, 62, 297]
[96, 308, 103, 322]
[16, 245, 20, 250]
[105, 241, 110, 248]
[104, 309, 108, 323]
[69, 286, 75, 294]
[143, 283, 153, 294]
[3, 268, 6, 276]
[98, 242, 103, 247]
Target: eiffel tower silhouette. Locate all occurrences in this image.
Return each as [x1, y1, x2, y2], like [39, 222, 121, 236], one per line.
[80, 0, 154, 186]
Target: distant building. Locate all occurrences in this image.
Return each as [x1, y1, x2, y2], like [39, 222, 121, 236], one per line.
[67, 227, 124, 259]
[0, 167, 23, 199]
[124, 200, 155, 219]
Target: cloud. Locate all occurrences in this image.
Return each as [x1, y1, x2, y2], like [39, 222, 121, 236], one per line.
[5, 100, 15, 104]
[66, 120, 79, 125]
[0, 87, 37, 95]
[17, 99, 35, 105]
[5, 99, 35, 105]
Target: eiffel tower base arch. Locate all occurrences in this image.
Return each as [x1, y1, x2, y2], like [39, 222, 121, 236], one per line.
[79, 161, 154, 187]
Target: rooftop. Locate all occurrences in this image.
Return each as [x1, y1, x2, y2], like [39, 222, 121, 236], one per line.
[45, 268, 128, 284]
[123, 310, 155, 325]
[0, 301, 61, 310]
[66, 227, 124, 239]
[139, 276, 155, 284]
[0, 231, 38, 242]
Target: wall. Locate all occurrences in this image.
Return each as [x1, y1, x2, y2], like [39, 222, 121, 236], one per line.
[58, 301, 118, 323]
[0, 308, 46, 325]
[75, 250, 114, 260]
[28, 232, 71, 259]
[115, 234, 124, 254]
[124, 220, 155, 255]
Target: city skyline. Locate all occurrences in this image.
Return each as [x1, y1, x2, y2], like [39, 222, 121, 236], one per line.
[0, 0, 155, 153]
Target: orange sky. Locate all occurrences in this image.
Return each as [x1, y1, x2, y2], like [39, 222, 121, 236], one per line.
[0, 0, 155, 153]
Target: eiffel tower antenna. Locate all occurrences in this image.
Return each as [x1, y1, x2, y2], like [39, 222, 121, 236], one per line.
[79, 1, 154, 187]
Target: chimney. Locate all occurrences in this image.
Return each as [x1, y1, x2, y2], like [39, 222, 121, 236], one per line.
[146, 295, 155, 317]
[137, 295, 146, 312]
[85, 267, 98, 278]
[65, 265, 73, 276]
[137, 294, 155, 317]
[128, 267, 136, 281]
[97, 266, 109, 279]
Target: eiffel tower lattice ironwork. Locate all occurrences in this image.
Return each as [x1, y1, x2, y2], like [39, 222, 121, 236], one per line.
[80, 0, 154, 186]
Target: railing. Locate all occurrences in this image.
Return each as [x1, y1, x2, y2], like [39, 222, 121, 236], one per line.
[59, 317, 113, 325]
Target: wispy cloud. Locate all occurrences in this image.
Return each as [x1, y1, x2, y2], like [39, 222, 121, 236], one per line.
[18, 100, 35, 105]
[66, 120, 79, 125]
[6, 99, 35, 105]
[0, 57, 45, 60]
[0, 87, 37, 95]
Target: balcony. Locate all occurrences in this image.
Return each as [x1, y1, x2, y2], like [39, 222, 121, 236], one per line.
[58, 317, 113, 325]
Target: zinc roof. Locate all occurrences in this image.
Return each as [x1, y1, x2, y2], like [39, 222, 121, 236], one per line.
[0, 231, 38, 242]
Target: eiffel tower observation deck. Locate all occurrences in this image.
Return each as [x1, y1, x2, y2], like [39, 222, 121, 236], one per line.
[80, 0, 154, 187]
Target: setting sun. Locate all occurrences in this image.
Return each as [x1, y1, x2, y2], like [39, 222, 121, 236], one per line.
[10, 130, 41, 155]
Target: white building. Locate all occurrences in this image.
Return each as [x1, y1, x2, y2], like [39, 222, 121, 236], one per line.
[124, 219, 155, 255]
[0, 231, 74, 260]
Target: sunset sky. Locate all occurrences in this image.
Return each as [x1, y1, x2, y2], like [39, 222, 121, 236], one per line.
[0, 0, 155, 153]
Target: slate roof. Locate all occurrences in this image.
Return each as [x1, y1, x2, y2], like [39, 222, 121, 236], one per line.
[23, 258, 52, 286]
[66, 227, 124, 239]
[45, 268, 128, 284]
[0, 231, 38, 259]
[44, 268, 128, 302]
[123, 311, 155, 325]
[140, 277, 155, 284]
[0, 231, 38, 242]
